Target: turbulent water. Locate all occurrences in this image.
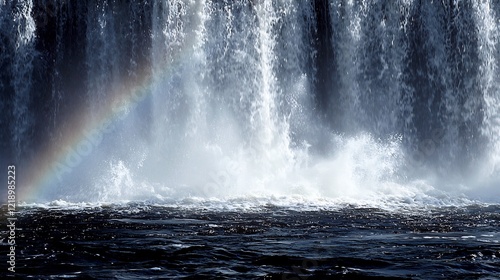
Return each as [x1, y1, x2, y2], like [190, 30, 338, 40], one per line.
[1, 0, 500, 278]
[1, 204, 499, 279]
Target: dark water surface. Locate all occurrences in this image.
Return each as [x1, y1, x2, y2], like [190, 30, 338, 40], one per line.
[1, 204, 500, 279]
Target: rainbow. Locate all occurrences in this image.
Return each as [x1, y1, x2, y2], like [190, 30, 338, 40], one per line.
[20, 46, 195, 203]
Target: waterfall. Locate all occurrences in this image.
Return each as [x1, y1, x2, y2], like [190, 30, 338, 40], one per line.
[0, 0, 36, 160]
[1, 0, 499, 204]
[472, 1, 500, 190]
[329, 0, 413, 138]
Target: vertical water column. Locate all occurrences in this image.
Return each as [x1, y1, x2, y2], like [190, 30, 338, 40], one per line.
[473, 0, 500, 177]
[150, 0, 205, 140]
[202, 0, 259, 141]
[85, 0, 120, 118]
[10, 0, 36, 160]
[396, 1, 416, 148]
[406, 1, 449, 153]
[441, 2, 484, 172]
[405, 1, 492, 176]
[330, 0, 413, 137]
[33, 0, 68, 141]
[126, 1, 151, 79]
[115, 1, 154, 143]
[356, 1, 411, 136]
[47, 0, 63, 133]
[329, 0, 368, 133]
[0, 0, 11, 159]
[252, 0, 280, 151]
[272, 0, 317, 150]
[131, 0, 211, 191]
[183, 0, 208, 139]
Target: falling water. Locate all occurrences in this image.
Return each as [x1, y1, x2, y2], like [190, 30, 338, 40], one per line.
[1, 0, 36, 160]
